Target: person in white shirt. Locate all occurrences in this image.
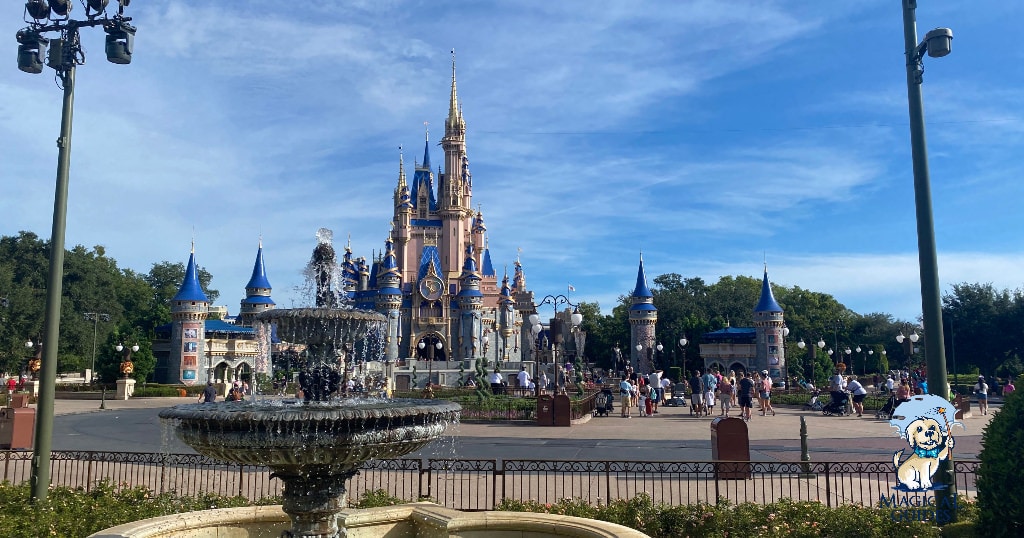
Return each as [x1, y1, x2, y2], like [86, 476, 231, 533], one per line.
[517, 366, 531, 390]
[846, 376, 868, 417]
[885, 376, 896, 393]
[660, 377, 672, 405]
[648, 370, 663, 413]
[489, 370, 504, 395]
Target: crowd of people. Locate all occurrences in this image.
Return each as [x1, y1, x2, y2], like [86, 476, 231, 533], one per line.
[616, 366, 776, 422]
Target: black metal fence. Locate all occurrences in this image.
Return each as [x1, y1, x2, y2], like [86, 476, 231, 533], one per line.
[0, 450, 978, 511]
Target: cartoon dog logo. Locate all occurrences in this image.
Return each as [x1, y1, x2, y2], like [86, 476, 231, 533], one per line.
[889, 394, 963, 491]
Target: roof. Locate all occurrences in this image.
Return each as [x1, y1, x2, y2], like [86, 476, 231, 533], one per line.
[417, 246, 443, 281]
[754, 269, 783, 313]
[630, 303, 657, 311]
[704, 327, 756, 342]
[205, 319, 255, 334]
[632, 256, 653, 298]
[482, 249, 495, 277]
[172, 251, 209, 303]
[241, 296, 276, 305]
[245, 244, 272, 290]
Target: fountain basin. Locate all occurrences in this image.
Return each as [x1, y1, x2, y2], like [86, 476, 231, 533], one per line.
[159, 399, 460, 468]
[88, 502, 652, 538]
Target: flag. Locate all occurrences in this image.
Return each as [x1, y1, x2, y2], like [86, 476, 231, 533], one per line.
[567, 284, 576, 292]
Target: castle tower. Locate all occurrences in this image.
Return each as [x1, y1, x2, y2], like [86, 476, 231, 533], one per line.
[629, 254, 658, 374]
[375, 235, 404, 362]
[497, 271, 516, 364]
[393, 149, 413, 274]
[753, 266, 786, 382]
[439, 51, 469, 281]
[170, 245, 209, 385]
[238, 240, 275, 327]
[456, 245, 484, 360]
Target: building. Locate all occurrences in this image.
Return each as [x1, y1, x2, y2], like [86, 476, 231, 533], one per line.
[154, 58, 533, 388]
[629, 254, 658, 373]
[698, 268, 787, 383]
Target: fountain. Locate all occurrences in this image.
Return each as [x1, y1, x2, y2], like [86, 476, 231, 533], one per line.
[156, 230, 460, 538]
[94, 230, 646, 538]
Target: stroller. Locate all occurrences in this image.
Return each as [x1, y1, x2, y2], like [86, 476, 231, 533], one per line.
[822, 391, 850, 416]
[802, 389, 824, 412]
[595, 388, 615, 417]
[875, 394, 900, 420]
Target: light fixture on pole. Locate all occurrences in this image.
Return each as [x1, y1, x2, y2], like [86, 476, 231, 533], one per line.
[115, 343, 138, 379]
[528, 313, 543, 395]
[902, 1, 956, 509]
[531, 294, 583, 392]
[18, 0, 137, 503]
[83, 312, 110, 378]
[677, 336, 688, 373]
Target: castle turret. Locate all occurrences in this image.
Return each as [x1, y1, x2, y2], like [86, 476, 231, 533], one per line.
[497, 271, 516, 363]
[393, 148, 413, 272]
[629, 254, 658, 373]
[238, 240, 275, 327]
[375, 235, 404, 362]
[439, 51, 469, 281]
[754, 266, 785, 383]
[171, 245, 209, 385]
[456, 245, 484, 360]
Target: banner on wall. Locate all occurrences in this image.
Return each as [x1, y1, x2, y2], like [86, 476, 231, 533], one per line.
[180, 322, 202, 385]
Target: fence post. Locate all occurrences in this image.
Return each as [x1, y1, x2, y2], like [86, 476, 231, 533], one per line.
[238, 465, 244, 498]
[714, 462, 720, 504]
[494, 460, 502, 510]
[824, 462, 831, 507]
[86, 458, 93, 491]
[604, 461, 611, 504]
[420, 459, 430, 501]
[158, 453, 167, 495]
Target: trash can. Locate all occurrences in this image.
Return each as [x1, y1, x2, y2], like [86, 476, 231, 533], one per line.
[0, 407, 36, 450]
[710, 417, 751, 479]
[10, 393, 30, 408]
[536, 394, 554, 426]
[553, 394, 572, 427]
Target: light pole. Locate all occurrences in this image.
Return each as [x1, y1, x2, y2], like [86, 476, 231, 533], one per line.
[18, 0, 137, 503]
[896, 327, 921, 367]
[416, 337, 443, 388]
[83, 312, 110, 378]
[115, 342, 138, 378]
[677, 336, 688, 374]
[825, 320, 844, 365]
[528, 313, 543, 395]
[843, 347, 852, 375]
[531, 294, 583, 393]
[855, 346, 874, 377]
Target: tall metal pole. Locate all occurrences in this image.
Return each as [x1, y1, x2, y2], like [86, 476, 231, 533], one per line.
[901, 0, 954, 517]
[31, 59, 75, 503]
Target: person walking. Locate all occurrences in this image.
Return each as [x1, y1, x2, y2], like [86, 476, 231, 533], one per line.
[974, 376, 990, 415]
[688, 370, 705, 417]
[718, 378, 734, 417]
[619, 377, 633, 418]
[738, 371, 755, 421]
[759, 373, 775, 416]
[847, 376, 868, 417]
[199, 381, 218, 403]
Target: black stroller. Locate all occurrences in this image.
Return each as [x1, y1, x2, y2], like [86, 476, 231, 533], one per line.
[822, 391, 850, 416]
[802, 389, 824, 412]
[875, 394, 900, 420]
[665, 382, 688, 407]
[596, 388, 615, 417]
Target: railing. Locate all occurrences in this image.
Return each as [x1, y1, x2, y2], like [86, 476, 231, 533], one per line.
[0, 450, 979, 510]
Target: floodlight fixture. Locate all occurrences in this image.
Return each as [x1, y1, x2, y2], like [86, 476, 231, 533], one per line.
[16, 29, 47, 74]
[923, 27, 952, 58]
[104, 18, 135, 64]
[25, 0, 51, 20]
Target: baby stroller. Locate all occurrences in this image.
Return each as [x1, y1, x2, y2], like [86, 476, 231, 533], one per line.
[875, 394, 899, 420]
[802, 389, 824, 411]
[596, 388, 615, 417]
[822, 391, 850, 416]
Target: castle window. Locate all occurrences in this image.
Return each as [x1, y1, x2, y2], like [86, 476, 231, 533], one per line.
[768, 335, 776, 344]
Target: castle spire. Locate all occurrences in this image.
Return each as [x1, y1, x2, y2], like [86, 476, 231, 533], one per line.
[448, 49, 459, 125]
[754, 266, 783, 313]
[173, 247, 208, 303]
[632, 253, 653, 298]
[397, 145, 406, 189]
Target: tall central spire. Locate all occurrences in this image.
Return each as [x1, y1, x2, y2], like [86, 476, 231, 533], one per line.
[448, 49, 459, 125]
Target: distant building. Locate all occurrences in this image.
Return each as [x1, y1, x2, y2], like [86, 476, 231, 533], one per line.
[699, 268, 787, 381]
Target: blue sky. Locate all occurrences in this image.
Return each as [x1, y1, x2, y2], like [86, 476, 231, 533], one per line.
[2, 1, 1022, 322]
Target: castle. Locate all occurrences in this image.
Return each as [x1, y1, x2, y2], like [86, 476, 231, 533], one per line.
[153, 58, 539, 386]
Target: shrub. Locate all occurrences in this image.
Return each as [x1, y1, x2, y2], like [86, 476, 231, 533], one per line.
[495, 495, 941, 538]
[976, 390, 1024, 537]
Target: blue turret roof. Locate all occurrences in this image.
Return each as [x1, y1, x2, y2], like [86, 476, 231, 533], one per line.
[422, 138, 431, 171]
[417, 246, 443, 281]
[632, 255, 653, 298]
[172, 250, 209, 302]
[245, 243, 272, 290]
[754, 268, 783, 313]
[482, 249, 495, 277]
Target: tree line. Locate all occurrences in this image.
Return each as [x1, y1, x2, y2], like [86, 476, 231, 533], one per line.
[2, 231, 1020, 385]
[0, 231, 216, 382]
[575, 274, 1024, 385]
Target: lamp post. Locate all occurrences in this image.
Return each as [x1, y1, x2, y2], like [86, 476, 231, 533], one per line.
[896, 327, 921, 367]
[843, 347, 852, 375]
[18, 0, 137, 503]
[83, 312, 110, 378]
[825, 320, 844, 365]
[528, 313, 543, 395]
[25, 339, 42, 380]
[417, 336, 443, 387]
[855, 346, 874, 377]
[901, 5, 956, 508]
[531, 294, 583, 393]
[115, 342, 138, 378]
[677, 336, 688, 374]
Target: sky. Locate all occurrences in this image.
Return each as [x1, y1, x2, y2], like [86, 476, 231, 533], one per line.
[2, 1, 1023, 324]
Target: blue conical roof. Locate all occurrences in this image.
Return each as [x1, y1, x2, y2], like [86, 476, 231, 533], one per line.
[632, 255, 653, 298]
[245, 244, 272, 290]
[754, 269, 783, 313]
[422, 138, 431, 171]
[173, 250, 209, 302]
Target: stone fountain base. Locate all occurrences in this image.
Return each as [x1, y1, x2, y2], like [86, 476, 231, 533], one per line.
[88, 502, 650, 538]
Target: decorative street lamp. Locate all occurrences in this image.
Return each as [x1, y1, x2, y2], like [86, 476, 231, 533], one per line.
[530, 294, 583, 393]
[25, 339, 42, 380]
[17, 0, 138, 503]
[116, 342, 138, 379]
[677, 336, 688, 373]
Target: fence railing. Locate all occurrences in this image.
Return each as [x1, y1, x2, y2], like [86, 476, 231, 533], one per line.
[0, 450, 978, 511]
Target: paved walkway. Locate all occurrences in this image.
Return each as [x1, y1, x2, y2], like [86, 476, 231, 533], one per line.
[42, 395, 995, 462]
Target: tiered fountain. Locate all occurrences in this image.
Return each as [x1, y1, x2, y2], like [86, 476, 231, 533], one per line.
[158, 230, 460, 538]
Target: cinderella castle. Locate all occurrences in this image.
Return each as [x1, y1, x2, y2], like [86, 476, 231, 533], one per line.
[153, 59, 540, 387]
